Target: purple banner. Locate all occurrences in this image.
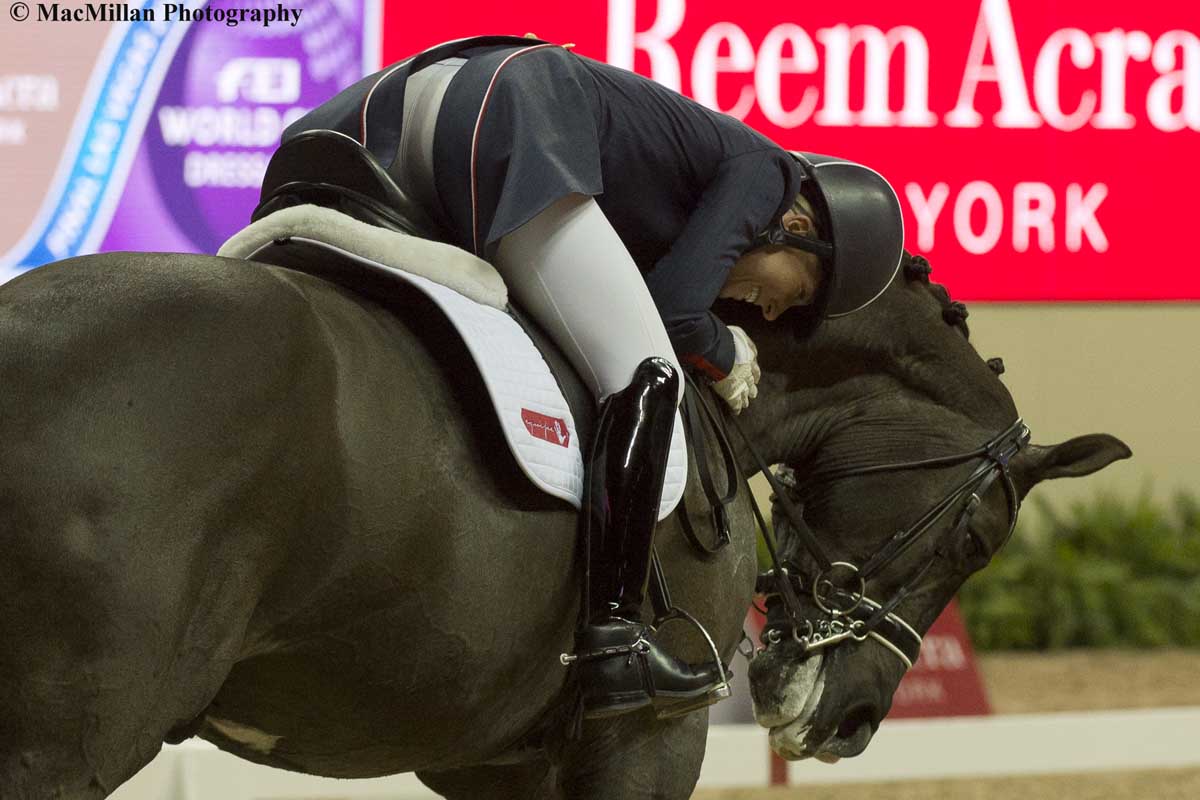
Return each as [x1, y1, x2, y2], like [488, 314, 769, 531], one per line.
[0, 1, 376, 281]
[102, 0, 375, 255]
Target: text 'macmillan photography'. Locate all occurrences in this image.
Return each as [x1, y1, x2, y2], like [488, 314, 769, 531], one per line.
[33, 2, 303, 27]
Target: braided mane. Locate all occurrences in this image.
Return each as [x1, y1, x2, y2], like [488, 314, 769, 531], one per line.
[902, 253, 1007, 376]
[903, 253, 970, 340]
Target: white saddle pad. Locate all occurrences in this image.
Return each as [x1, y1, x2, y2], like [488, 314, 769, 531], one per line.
[219, 205, 687, 520]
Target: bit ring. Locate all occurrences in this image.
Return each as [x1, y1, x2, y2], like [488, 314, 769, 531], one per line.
[813, 561, 866, 616]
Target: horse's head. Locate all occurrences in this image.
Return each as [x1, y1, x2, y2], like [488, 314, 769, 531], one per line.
[719, 254, 1130, 761]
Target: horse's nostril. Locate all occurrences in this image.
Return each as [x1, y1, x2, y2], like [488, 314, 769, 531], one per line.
[836, 705, 876, 740]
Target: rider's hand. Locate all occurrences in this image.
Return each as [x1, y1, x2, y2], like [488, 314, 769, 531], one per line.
[713, 326, 760, 414]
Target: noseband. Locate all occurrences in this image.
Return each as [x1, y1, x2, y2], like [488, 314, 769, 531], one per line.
[731, 416, 1031, 671]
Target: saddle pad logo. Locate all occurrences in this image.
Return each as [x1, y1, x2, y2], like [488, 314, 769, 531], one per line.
[521, 409, 570, 448]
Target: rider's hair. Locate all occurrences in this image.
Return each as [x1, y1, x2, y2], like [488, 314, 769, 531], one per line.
[790, 190, 823, 239]
[785, 188, 830, 339]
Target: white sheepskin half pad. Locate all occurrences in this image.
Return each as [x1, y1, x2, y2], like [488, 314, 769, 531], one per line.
[217, 204, 508, 309]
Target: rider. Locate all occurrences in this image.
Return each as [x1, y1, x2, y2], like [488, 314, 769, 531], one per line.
[280, 35, 905, 719]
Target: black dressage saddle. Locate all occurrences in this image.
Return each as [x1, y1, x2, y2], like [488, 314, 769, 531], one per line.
[253, 130, 448, 241]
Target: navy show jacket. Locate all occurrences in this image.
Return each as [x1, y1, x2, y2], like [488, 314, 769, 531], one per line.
[285, 37, 803, 378]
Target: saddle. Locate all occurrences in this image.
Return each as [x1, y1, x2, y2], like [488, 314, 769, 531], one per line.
[221, 130, 709, 521]
[252, 129, 447, 240]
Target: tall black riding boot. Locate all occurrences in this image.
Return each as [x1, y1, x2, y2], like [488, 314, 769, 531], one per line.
[573, 357, 723, 719]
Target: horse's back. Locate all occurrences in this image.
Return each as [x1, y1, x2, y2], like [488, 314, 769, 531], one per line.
[0, 252, 350, 554]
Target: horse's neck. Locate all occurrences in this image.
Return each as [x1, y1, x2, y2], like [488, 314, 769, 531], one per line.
[734, 374, 906, 475]
[736, 292, 1017, 476]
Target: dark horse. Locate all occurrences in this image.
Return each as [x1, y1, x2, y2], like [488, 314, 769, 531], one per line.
[0, 248, 1128, 799]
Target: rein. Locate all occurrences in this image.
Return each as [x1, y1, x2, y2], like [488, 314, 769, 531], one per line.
[675, 377, 739, 557]
[678, 368, 1031, 672]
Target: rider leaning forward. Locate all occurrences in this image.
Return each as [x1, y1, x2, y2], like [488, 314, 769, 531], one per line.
[282, 34, 905, 719]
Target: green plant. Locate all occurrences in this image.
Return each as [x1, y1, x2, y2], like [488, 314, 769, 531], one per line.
[959, 488, 1200, 650]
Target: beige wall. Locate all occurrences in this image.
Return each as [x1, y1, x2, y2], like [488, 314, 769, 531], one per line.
[952, 304, 1198, 510]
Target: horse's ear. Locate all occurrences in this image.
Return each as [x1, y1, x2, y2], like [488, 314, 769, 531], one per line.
[1011, 434, 1132, 497]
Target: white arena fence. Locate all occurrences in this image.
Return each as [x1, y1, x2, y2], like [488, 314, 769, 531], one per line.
[110, 708, 1200, 798]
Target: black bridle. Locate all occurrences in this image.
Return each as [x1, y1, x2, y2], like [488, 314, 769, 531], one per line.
[672, 369, 1031, 671]
[735, 415, 1031, 671]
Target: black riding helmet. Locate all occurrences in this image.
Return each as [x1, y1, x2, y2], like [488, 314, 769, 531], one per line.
[756, 152, 905, 320]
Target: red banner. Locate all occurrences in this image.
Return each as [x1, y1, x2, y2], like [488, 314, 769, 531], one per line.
[890, 600, 991, 718]
[745, 600, 990, 721]
[383, 0, 1199, 301]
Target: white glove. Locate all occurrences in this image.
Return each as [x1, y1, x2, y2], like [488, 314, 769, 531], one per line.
[712, 325, 760, 414]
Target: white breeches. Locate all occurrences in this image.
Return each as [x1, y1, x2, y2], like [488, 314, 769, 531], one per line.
[494, 195, 684, 404]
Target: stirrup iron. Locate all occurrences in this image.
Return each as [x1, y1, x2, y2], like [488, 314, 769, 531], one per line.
[650, 606, 731, 719]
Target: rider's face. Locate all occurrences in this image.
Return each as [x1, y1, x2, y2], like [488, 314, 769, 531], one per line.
[721, 211, 825, 321]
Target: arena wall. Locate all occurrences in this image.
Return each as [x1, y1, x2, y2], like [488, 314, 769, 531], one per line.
[968, 304, 1198, 508]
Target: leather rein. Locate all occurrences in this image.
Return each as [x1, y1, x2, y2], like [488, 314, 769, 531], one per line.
[678, 370, 1031, 672]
